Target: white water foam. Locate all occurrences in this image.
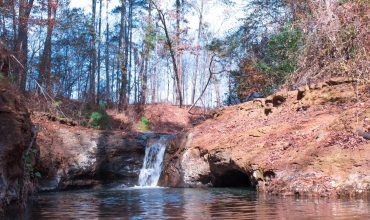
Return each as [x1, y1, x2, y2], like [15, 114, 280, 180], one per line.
[138, 136, 169, 187]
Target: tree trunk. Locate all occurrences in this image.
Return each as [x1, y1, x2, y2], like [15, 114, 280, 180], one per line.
[96, 0, 103, 104]
[151, 1, 183, 107]
[175, 0, 182, 105]
[38, 0, 58, 93]
[12, 0, 17, 50]
[127, 0, 133, 102]
[118, 0, 127, 111]
[141, 1, 152, 105]
[15, 0, 34, 94]
[90, 0, 97, 105]
[105, 0, 110, 103]
[191, 0, 204, 105]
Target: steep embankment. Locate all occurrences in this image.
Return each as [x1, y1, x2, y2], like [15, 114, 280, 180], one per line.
[160, 78, 370, 197]
[0, 80, 34, 213]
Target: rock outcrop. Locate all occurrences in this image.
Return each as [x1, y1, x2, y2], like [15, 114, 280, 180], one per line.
[36, 125, 166, 190]
[159, 78, 370, 198]
[0, 80, 34, 213]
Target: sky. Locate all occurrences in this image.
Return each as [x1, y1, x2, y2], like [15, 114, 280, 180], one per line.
[69, 0, 246, 37]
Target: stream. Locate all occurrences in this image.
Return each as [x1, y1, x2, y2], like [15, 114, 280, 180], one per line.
[17, 188, 370, 219]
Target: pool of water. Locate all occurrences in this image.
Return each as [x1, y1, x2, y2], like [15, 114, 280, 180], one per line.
[10, 187, 370, 219]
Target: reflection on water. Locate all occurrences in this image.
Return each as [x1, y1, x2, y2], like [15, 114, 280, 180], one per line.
[12, 188, 370, 219]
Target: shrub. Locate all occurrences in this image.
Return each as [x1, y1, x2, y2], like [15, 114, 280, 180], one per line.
[138, 116, 150, 131]
[229, 25, 303, 101]
[256, 25, 302, 93]
[23, 149, 41, 179]
[89, 104, 111, 129]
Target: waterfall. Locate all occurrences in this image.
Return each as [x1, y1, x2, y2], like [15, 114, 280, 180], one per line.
[138, 136, 168, 187]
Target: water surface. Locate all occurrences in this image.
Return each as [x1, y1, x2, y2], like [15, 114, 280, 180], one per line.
[18, 187, 370, 219]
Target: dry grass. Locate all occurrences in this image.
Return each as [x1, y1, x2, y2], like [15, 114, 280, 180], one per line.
[290, 0, 369, 86]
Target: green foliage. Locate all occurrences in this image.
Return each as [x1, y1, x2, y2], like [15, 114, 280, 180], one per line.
[23, 149, 41, 179]
[144, 23, 156, 53]
[267, 26, 302, 55]
[138, 116, 150, 131]
[0, 72, 4, 81]
[224, 24, 303, 102]
[207, 39, 223, 52]
[89, 104, 112, 130]
[255, 26, 303, 95]
[207, 38, 228, 57]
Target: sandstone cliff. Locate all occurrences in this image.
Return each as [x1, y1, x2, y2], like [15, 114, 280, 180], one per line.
[160, 78, 370, 198]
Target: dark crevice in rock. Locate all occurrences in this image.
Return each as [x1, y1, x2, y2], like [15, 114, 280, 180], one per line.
[297, 89, 306, 100]
[213, 169, 252, 188]
[264, 108, 273, 116]
[272, 95, 286, 107]
[263, 170, 276, 180]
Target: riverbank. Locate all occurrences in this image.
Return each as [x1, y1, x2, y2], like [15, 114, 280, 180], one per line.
[159, 78, 370, 198]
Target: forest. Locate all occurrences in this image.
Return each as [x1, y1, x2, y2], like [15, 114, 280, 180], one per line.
[0, 0, 368, 115]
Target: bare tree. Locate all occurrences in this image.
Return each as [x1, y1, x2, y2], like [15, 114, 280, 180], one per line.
[190, 0, 205, 104]
[38, 0, 58, 93]
[90, 0, 97, 105]
[105, 0, 110, 103]
[140, 1, 152, 105]
[15, 0, 34, 93]
[151, 0, 183, 107]
[118, 0, 128, 110]
[97, 0, 103, 104]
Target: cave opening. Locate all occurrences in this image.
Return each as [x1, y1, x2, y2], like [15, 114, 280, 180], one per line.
[213, 169, 252, 188]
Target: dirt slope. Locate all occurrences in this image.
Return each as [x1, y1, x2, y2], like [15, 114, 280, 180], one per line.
[108, 104, 207, 133]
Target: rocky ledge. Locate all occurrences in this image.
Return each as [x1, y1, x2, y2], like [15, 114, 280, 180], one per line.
[35, 122, 166, 190]
[159, 78, 370, 198]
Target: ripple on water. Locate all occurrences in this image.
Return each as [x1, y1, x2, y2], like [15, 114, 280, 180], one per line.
[9, 188, 370, 220]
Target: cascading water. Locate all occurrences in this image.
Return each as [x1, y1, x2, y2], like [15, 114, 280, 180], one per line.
[138, 136, 169, 187]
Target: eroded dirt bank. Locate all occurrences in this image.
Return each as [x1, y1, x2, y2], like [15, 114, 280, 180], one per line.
[0, 80, 34, 213]
[159, 78, 370, 198]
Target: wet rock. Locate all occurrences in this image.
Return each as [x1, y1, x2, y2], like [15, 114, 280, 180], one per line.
[37, 129, 147, 190]
[158, 133, 200, 187]
[182, 148, 211, 186]
[38, 175, 61, 191]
